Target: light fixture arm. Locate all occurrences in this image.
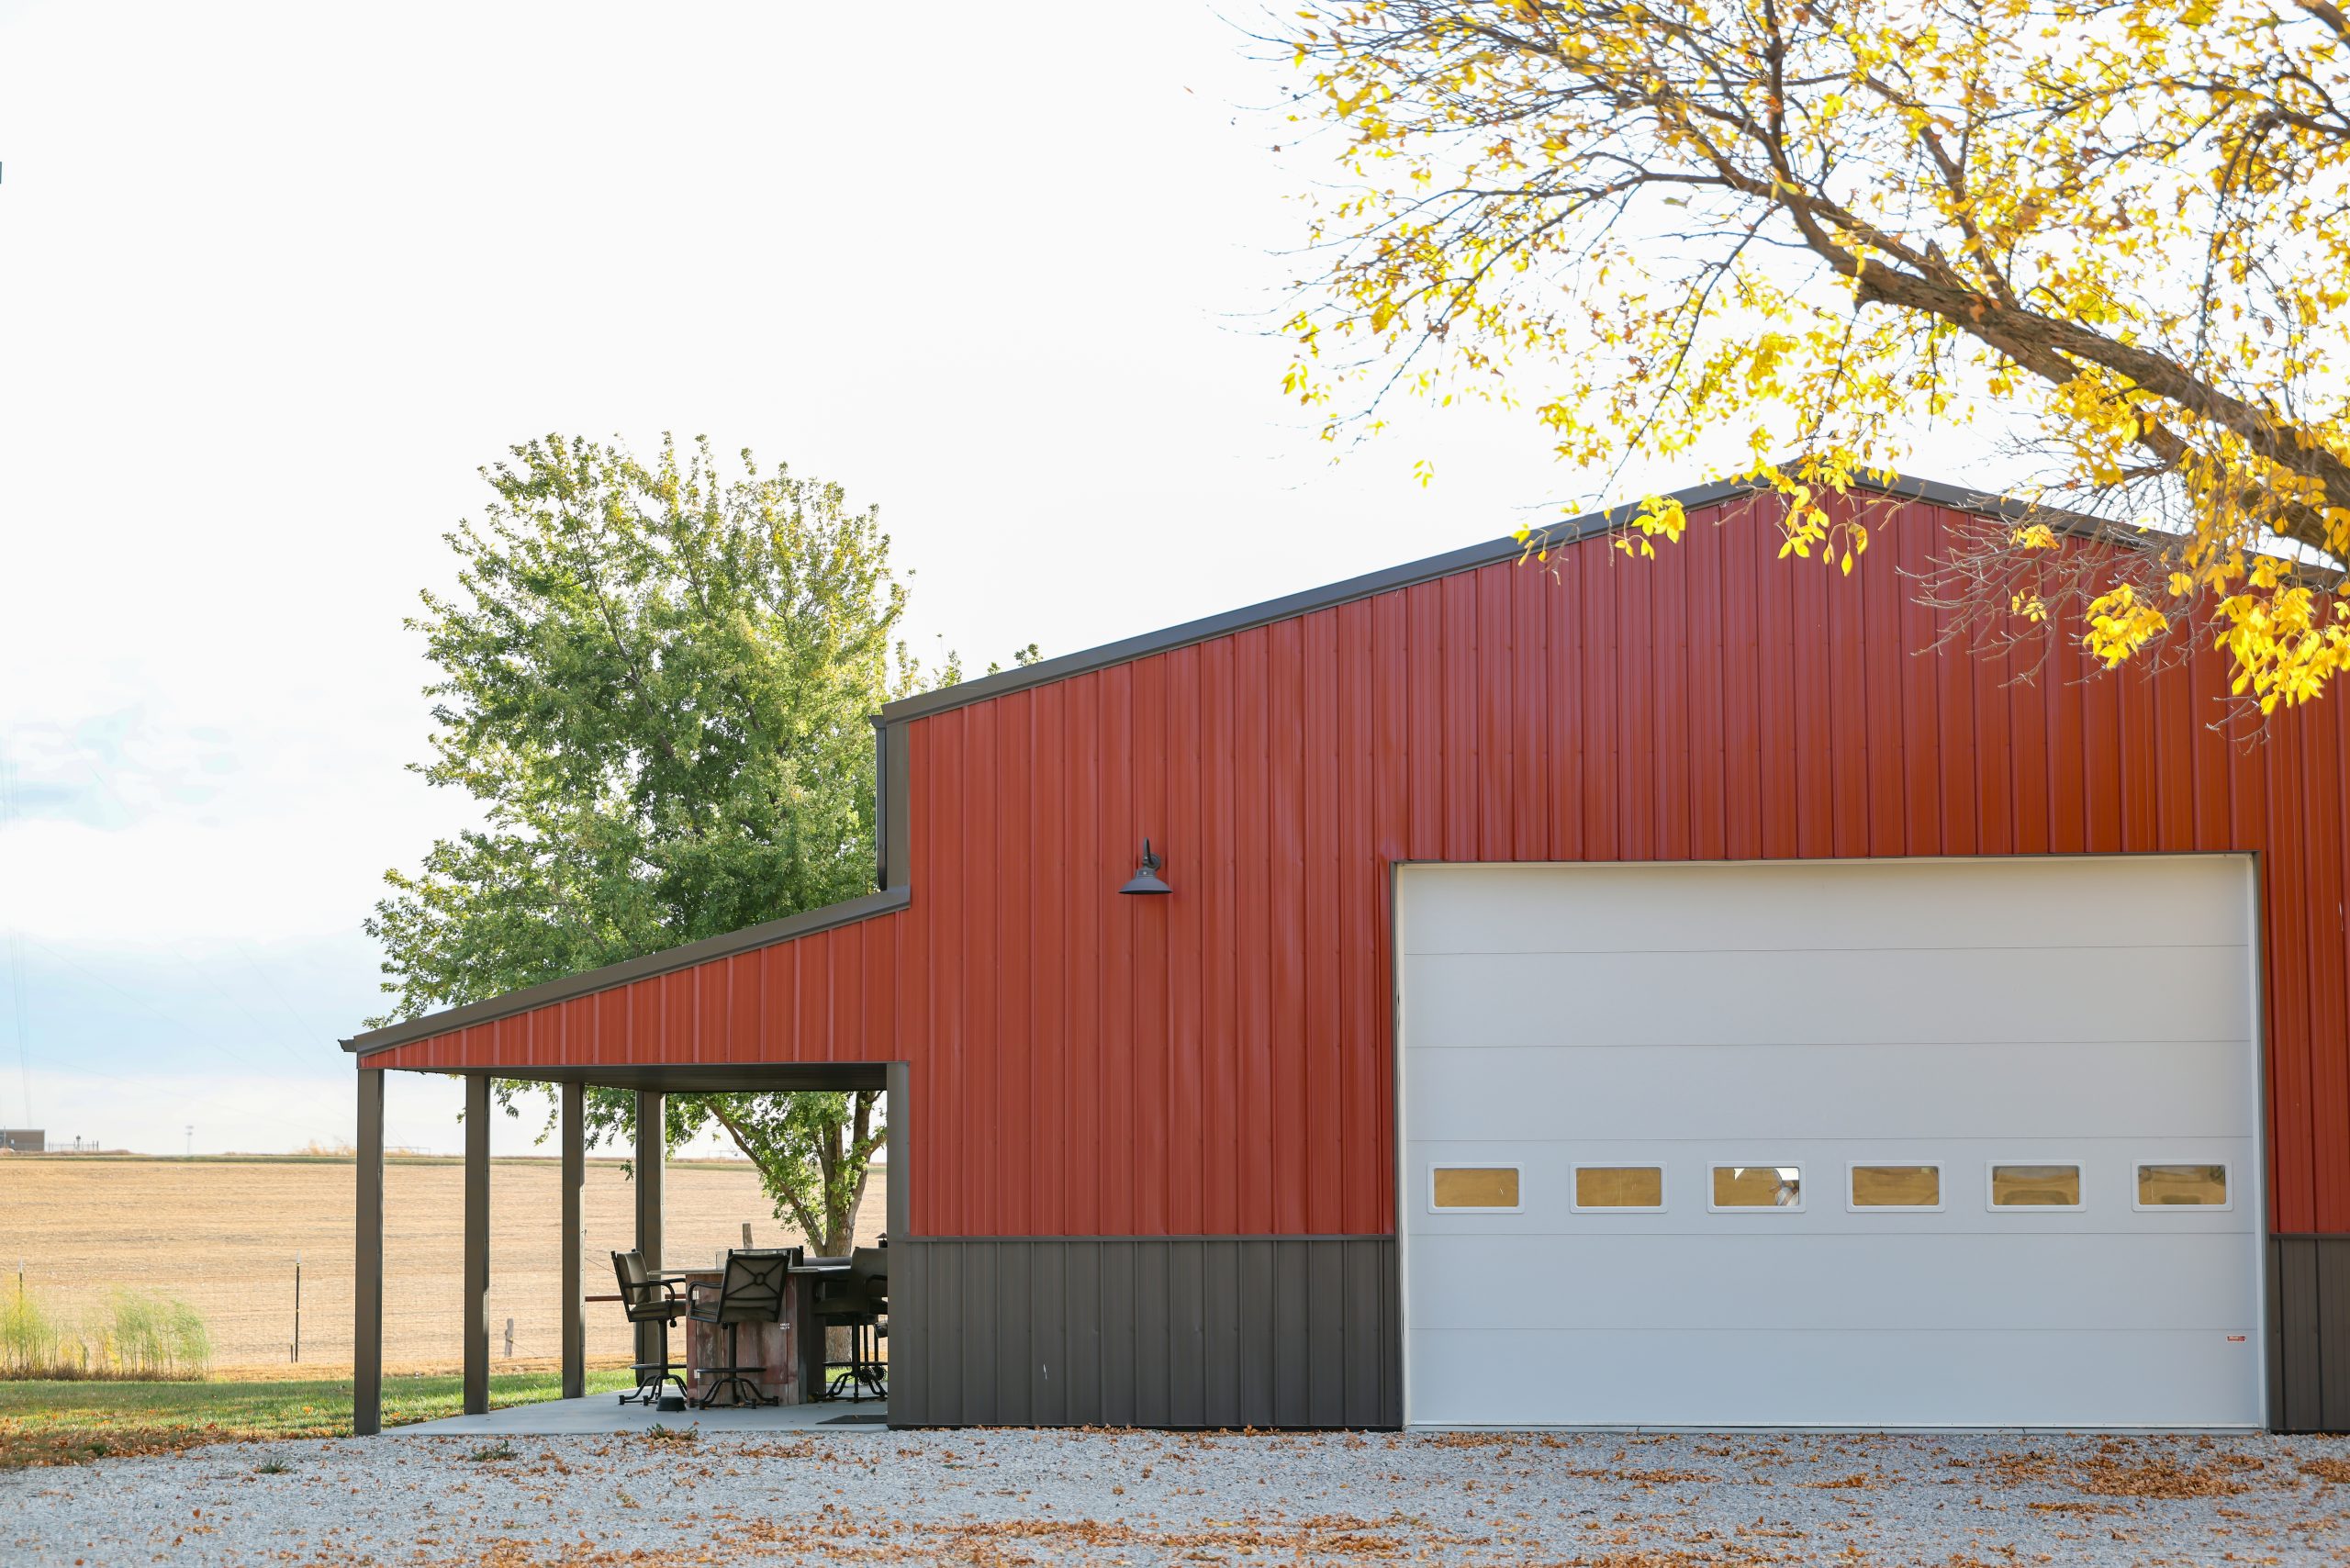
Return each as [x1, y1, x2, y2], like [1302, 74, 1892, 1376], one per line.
[1119, 836, 1173, 895]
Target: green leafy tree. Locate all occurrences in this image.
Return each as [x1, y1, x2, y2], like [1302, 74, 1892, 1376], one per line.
[578, 1092, 887, 1260]
[1277, 0, 2350, 717]
[367, 432, 951, 1253]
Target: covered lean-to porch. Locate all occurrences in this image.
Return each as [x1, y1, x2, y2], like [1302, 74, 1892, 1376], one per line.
[352, 1058, 906, 1435]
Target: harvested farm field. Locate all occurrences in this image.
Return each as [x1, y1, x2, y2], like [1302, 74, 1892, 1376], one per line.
[0, 1154, 883, 1371]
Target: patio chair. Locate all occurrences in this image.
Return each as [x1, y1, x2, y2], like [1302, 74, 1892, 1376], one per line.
[687, 1248, 796, 1408]
[610, 1249, 688, 1406]
[815, 1245, 889, 1402]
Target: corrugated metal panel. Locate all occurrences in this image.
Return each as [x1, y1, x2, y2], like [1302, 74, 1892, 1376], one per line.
[2270, 1235, 2350, 1433]
[366, 495, 2350, 1240]
[887, 1237, 1398, 1428]
[2324, 1241, 2350, 1427]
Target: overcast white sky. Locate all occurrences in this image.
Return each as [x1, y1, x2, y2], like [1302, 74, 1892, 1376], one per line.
[0, 3, 1999, 1157]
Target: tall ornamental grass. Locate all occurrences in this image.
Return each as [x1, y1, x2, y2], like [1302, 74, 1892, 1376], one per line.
[1, 1287, 212, 1380]
[0, 1287, 65, 1376]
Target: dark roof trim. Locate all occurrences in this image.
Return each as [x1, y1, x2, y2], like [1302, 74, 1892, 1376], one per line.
[346, 469, 2077, 1064]
[875, 470, 2080, 726]
[473, 1063, 890, 1092]
[342, 884, 912, 1058]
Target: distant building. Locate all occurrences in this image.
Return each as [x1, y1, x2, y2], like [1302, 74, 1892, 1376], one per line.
[0, 1129, 42, 1154]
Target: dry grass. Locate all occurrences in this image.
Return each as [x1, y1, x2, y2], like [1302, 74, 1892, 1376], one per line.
[0, 1154, 883, 1370]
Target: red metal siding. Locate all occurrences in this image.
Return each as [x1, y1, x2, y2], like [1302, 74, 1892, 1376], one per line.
[368, 495, 2350, 1238]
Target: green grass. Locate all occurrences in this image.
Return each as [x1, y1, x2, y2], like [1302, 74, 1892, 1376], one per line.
[0, 1368, 635, 1469]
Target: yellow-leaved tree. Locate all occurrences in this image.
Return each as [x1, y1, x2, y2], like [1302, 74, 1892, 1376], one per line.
[1279, 0, 2350, 716]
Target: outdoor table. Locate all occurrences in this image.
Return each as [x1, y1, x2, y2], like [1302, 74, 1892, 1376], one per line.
[787, 1260, 852, 1403]
[672, 1258, 851, 1406]
[588, 1258, 851, 1406]
[674, 1264, 796, 1405]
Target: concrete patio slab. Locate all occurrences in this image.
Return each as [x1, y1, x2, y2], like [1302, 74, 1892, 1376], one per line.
[392, 1395, 890, 1437]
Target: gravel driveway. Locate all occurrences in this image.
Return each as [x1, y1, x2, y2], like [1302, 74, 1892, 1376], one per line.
[10, 1427, 2350, 1566]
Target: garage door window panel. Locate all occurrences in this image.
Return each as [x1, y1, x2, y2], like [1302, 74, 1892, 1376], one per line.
[1709, 1164, 1803, 1211]
[1987, 1163, 2084, 1210]
[2134, 1161, 2231, 1210]
[1430, 1165, 1522, 1213]
[1572, 1165, 1666, 1212]
[1848, 1163, 1943, 1211]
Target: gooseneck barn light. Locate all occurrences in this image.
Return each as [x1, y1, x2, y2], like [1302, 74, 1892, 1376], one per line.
[1119, 838, 1172, 895]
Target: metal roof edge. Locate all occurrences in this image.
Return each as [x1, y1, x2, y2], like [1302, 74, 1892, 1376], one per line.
[342, 883, 912, 1058]
[343, 468, 2092, 1063]
[875, 470, 2086, 726]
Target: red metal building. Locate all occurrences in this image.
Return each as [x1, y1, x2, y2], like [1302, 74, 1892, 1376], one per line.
[348, 475, 2350, 1432]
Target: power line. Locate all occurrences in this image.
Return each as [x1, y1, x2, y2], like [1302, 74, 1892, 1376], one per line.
[79, 765, 319, 1072]
[8, 1035, 344, 1147]
[26, 935, 302, 1085]
[0, 734, 330, 1139]
[11, 935, 357, 1147]
[235, 939, 337, 1050]
[1, 739, 32, 1126]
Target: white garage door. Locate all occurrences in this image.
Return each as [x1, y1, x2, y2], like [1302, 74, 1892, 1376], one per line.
[1399, 857, 2264, 1429]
